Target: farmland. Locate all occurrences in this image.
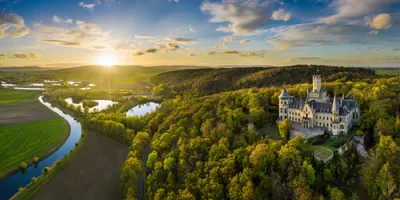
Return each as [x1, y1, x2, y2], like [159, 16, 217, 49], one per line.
[0, 89, 69, 180]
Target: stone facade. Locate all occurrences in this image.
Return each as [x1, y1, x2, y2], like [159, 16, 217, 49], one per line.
[278, 73, 360, 136]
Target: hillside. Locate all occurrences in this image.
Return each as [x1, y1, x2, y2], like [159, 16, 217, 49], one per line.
[151, 65, 376, 97]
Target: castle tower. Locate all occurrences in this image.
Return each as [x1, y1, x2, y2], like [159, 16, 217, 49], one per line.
[279, 88, 290, 120]
[312, 74, 321, 92]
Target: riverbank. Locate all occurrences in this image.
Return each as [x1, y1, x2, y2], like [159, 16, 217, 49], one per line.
[0, 96, 82, 200]
[10, 131, 87, 200]
[0, 90, 71, 180]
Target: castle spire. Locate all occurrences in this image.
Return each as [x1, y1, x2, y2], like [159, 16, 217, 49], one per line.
[332, 94, 338, 114]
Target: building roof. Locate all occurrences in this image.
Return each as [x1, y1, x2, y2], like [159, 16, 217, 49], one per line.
[289, 96, 358, 116]
[279, 88, 290, 98]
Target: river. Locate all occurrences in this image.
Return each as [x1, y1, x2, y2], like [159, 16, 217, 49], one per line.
[0, 96, 82, 200]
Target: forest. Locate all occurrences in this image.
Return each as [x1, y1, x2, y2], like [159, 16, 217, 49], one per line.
[42, 65, 400, 200]
[151, 65, 376, 98]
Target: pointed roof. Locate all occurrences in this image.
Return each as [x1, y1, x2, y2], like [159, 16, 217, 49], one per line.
[332, 94, 339, 113]
[279, 88, 289, 98]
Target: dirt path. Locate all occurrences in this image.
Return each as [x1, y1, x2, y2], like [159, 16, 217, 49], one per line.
[30, 132, 128, 200]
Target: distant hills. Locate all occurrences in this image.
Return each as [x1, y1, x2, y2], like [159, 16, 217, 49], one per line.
[150, 65, 377, 97]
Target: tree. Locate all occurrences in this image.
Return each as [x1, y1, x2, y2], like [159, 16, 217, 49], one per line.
[20, 162, 27, 169]
[279, 118, 291, 141]
[323, 168, 333, 183]
[120, 157, 142, 199]
[329, 188, 345, 200]
[147, 151, 158, 169]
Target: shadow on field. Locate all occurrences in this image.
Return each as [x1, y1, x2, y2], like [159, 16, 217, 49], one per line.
[31, 132, 128, 200]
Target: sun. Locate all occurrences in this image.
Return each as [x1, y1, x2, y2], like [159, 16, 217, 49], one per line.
[96, 54, 118, 67]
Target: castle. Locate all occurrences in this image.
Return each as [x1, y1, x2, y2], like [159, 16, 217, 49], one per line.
[278, 73, 360, 137]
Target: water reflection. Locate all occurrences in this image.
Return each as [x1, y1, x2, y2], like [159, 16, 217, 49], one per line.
[64, 98, 118, 113]
[126, 102, 160, 117]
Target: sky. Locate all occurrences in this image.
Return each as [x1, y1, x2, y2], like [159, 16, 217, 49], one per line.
[0, 0, 399, 67]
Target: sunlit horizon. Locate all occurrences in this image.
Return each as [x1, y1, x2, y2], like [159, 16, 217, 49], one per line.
[0, 0, 399, 68]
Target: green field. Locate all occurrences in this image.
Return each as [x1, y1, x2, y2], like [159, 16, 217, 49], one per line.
[314, 149, 333, 160]
[0, 118, 69, 179]
[375, 69, 400, 76]
[0, 89, 40, 104]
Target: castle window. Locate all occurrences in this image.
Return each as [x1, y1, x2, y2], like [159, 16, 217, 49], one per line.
[323, 117, 325, 120]
[284, 101, 287, 105]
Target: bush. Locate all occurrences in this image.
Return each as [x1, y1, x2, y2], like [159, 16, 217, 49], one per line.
[20, 162, 28, 169]
[19, 187, 23, 192]
[33, 157, 39, 163]
[31, 177, 37, 184]
[43, 167, 51, 174]
[75, 142, 79, 147]
[83, 99, 98, 108]
[356, 130, 364, 136]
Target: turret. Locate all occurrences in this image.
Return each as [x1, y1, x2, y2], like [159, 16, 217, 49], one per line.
[312, 72, 321, 92]
[279, 88, 290, 120]
[332, 95, 340, 122]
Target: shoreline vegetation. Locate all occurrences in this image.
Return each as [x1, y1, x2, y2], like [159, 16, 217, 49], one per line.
[11, 131, 87, 200]
[9, 98, 85, 200]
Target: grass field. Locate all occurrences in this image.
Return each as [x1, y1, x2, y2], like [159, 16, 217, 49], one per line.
[314, 149, 333, 160]
[375, 69, 400, 76]
[0, 89, 40, 104]
[0, 118, 69, 179]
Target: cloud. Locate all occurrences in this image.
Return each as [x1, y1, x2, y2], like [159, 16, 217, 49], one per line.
[113, 45, 130, 52]
[167, 37, 197, 45]
[221, 50, 239, 55]
[320, 0, 398, 24]
[165, 42, 179, 49]
[393, 48, 400, 51]
[188, 54, 196, 56]
[42, 39, 81, 46]
[189, 24, 195, 32]
[92, 45, 107, 50]
[267, 23, 368, 50]
[169, 0, 179, 3]
[365, 13, 392, 30]
[135, 35, 153, 39]
[213, 44, 225, 49]
[52, 15, 73, 24]
[186, 48, 194, 51]
[0, 54, 7, 60]
[146, 48, 157, 53]
[13, 52, 41, 59]
[34, 20, 113, 50]
[201, 0, 272, 35]
[203, 51, 216, 55]
[271, 9, 291, 21]
[238, 51, 264, 57]
[79, 2, 96, 11]
[133, 51, 145, 56]
[0, 13, 30, 39]
[367, 30, 378, 35]
[223, 35, 235, 43]
[240, 39, 251, 43]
